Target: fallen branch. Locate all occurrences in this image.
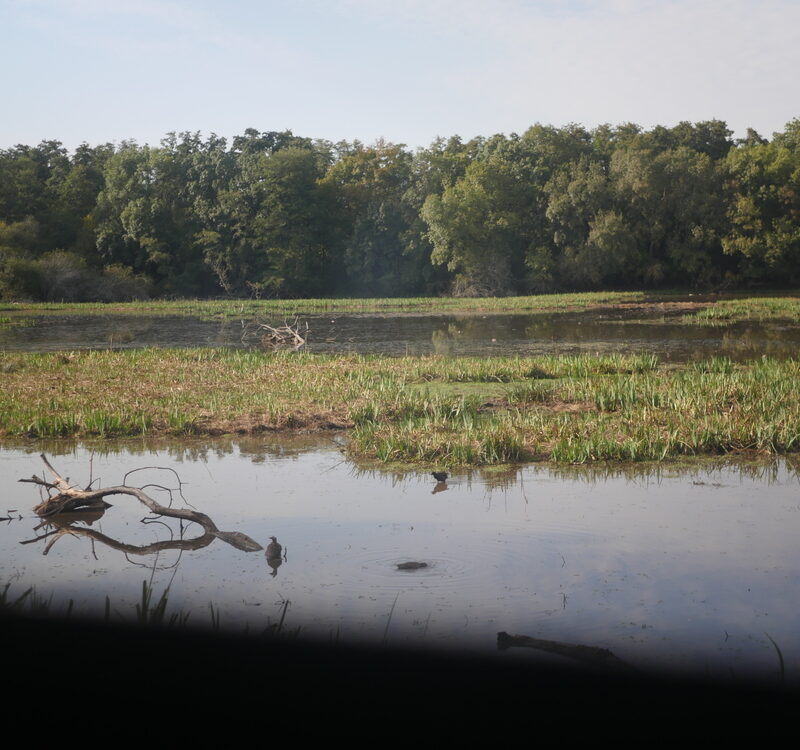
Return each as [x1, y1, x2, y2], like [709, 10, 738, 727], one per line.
[19, 454, 263, 554]
[241, 316, 308, 349]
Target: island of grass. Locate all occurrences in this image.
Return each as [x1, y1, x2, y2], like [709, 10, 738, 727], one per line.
[2, 348, 798, 466]
[2, 290, 799, 325]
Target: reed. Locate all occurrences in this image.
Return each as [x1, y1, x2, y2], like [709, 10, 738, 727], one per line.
[2, 580, 300, 637]
[2, 349, 799, 465]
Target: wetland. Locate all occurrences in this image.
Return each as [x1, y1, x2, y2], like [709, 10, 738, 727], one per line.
[2, 293, 799, 684]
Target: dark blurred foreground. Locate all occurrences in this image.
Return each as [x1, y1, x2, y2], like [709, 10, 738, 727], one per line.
[2, 611, 795, 737]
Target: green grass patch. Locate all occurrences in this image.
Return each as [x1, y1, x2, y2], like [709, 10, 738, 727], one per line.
[681, 297, 800, 325]
[0, 315, 36, 328]
[2, 349, 799, 466]
[6, 292, 800, 332]
[1, 291, 646, 320]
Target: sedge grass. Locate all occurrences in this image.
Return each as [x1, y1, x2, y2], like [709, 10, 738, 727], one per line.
[681, 297, 800, 326]
[0, 291, 646, 319]
[1, 349, 799, 466]
[4, 292, 800, 331]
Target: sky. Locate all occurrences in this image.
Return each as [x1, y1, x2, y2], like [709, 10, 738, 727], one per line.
[1, 0, 798, 152]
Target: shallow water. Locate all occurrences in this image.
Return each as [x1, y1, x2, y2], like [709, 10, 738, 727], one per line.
[3, 308, 800, 361]
[2, 438, 798, 683]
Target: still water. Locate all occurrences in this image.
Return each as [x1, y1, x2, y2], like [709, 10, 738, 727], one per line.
[3, 308, 800, 361]
[2, 438, 798, 683]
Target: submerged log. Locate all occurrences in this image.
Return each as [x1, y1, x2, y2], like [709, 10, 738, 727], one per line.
[497, 631, 636, 672]
[19, 454, 263, 553]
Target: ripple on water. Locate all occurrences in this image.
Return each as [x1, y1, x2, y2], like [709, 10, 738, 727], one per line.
[333, 534, 549, 599]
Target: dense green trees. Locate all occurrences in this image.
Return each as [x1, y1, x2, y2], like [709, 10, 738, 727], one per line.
[723, 119, 800, 285]
[322, 140, 414, 295]
[1, 119, 799, 300]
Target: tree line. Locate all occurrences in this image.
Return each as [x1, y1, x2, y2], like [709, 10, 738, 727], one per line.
[1, 119, 799, 301]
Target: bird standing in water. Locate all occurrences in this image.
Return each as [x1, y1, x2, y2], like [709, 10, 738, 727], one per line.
[431, 471, 448, 482]
[266, 536, 282, 560]
[265, 536, 284, 578]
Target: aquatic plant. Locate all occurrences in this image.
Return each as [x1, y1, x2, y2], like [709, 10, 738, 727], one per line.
[3, 349, 800, 466]
[681, 297, 800, 325]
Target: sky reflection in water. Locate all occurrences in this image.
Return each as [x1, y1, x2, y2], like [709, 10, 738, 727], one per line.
[2, 438, 799, 683]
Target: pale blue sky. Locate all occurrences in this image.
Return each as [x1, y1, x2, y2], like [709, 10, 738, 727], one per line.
[1, 0, 798, 151]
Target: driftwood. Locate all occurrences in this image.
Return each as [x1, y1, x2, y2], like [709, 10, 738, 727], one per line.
[497, 632, 636, 672]
[241, 316, 307, 349]
[19, 454, 263, 554]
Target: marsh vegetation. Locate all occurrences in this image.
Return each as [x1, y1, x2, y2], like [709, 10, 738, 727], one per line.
[2, 291, 799, 682]
[1, 346, 799, 466]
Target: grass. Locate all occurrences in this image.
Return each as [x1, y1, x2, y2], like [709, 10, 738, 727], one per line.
[2, 348, 799, 466]
[132, 579, 190, 628]
[3, 291, 799, 330]
[0, 315, 36, 328]
[0, 291, 647, 319]
[2, 579, 297, 637]
[680, 296, 800, 325]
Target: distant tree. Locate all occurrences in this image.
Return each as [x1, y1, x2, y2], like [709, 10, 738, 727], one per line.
[643, 120, 734, 160]
[252, 146, 342, 296]
[400, 136, 483, 293]
[723, 119, 800, 284]
[198, 137, 341, 297]
[423, 125, 595, 295]
[2, 119, 798, 299]
[322, 140, 419, 295]
[610, 142, 727, 285]
[422, 149, 529, 295]
[94, 135, 221, 295]
[545, 155, 639, 287]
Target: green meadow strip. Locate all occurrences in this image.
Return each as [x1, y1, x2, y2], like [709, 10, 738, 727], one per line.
[4, 292, 800, 326]
[1, 349, 799, 466]
[1, 291, 645, 319]
[4, 293, 800, 331]
[680, 296, 800, 325]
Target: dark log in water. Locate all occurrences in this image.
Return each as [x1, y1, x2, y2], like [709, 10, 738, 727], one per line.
[497, 631, 636, 672]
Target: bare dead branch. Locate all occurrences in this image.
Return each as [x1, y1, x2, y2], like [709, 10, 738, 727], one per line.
[19, 454, 263, 555]
[241, 315, 308, 349]
[123, 466, 193, 507]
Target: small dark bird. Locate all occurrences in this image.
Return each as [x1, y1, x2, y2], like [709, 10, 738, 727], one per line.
[431, 471, 448, 482]
[266, 536, 282, 560]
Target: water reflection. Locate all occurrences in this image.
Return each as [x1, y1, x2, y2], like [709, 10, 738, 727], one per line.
[18, 453, 264, 562]
[22, 507, 224, 558]
[12, 435, 800, 488]
[3, 309, 800, 361]
[2, 438, 799, 684]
